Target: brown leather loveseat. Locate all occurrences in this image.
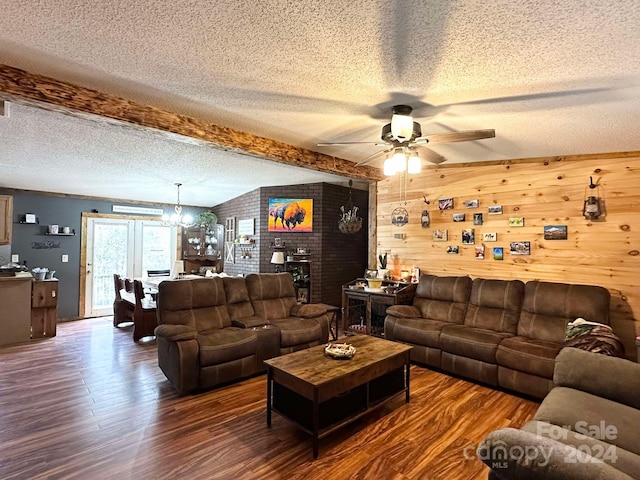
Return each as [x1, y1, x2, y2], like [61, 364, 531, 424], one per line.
[385, 274, 611, 398]
[155, 273, 332, 394]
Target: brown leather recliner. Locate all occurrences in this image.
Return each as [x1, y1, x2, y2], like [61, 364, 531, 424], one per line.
[155, 277, 261, 394]
[440, 278, 525, 386]
[384, 274, 473, 367]
[244, 273, 331, 354]
[496, 280, 611, 398]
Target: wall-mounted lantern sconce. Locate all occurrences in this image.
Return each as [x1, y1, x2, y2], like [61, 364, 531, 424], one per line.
[583, 176, 602, 220]
[421, 195, 430, 227]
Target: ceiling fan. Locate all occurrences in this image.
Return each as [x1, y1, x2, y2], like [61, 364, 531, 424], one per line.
[318, 105, 495, 174]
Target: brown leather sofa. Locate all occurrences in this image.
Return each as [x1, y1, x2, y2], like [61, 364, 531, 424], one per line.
[479, 347, 640, 479]
[155, 273, 332, 394]
[385, 274, 611, 398]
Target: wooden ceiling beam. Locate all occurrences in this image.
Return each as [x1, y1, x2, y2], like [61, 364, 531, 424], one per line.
[0, 64, 383, 181]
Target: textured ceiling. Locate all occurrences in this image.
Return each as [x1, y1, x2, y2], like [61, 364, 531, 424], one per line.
[1, 0, 640, 206]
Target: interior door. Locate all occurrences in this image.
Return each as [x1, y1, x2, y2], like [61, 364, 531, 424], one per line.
[85, 217, 135, 317]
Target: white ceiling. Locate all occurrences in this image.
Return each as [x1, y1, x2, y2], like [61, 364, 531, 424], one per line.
[1, 0, 640, 207]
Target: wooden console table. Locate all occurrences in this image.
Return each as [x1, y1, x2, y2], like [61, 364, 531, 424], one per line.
[342, 279, 416, 337]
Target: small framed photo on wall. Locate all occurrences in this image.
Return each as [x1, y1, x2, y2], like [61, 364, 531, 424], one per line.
[433, 229, 448, 241]
[483, 232, 497, 242]
[508, 217, 525, 227]
[510, 241, 531, 255]
[543, 225, 568, 240]
[462, 228, 475, 244]
[438, 198, 454, 210]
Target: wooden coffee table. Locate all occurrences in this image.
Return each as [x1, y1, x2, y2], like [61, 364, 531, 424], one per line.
[265, 335, 412, 458]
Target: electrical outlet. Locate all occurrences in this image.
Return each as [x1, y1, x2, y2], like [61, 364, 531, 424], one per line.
[11, 254, 19, 263]
[61, 254, 69, 263]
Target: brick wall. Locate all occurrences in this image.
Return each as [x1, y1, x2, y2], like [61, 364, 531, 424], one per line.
[213, 182, 368, 305]
[212, 188, 260, 277]
[320, 183, 368, 307]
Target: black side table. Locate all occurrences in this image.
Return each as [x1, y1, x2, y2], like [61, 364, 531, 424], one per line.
[315, 304, 341, 340]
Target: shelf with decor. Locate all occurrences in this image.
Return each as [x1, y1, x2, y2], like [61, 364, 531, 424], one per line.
[285, 260, 311, 304]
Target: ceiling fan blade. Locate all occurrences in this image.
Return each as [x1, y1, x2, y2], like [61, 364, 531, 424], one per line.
[317, 141, 388, 147]
[415, 146, 446, 165]
[415, 129, 495, 145]
[355, 148, 392, 166]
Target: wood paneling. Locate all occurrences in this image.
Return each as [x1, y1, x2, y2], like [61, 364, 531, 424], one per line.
[376, 152, 640, 360]
[0, 317, 539, 479]
[0, 64, 383, 182]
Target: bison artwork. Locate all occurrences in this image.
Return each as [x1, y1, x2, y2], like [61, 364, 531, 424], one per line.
[268, 198, 313, 232]
[270, 202, 306, 230]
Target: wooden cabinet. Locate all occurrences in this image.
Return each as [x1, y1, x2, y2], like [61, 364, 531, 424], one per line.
[31, 279, 58, 338]
[0, 194, 13, 244]
[0, 275, 32, 346]
[182, 225, 223, 274]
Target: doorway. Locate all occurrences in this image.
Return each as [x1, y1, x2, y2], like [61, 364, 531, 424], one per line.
[82, 215, 177, 318]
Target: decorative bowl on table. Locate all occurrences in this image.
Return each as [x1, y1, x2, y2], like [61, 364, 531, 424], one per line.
[325, 343, 356, 359]
[366, 278, 383, 289]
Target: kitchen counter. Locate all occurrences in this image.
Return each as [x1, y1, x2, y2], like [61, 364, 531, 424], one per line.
[0, 273, 33, 346]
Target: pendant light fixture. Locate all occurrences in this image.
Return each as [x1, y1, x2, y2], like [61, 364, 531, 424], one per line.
[162, 183, 195, 228]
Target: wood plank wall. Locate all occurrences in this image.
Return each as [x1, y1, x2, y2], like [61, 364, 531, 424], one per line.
[376, 151, 640, 360]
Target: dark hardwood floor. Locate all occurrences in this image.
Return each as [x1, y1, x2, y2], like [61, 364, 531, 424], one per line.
[0, 318, 539, 479]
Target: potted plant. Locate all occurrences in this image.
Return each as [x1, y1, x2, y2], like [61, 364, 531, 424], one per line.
[195, 211, 218, 230]
[378, 253, 390, 279]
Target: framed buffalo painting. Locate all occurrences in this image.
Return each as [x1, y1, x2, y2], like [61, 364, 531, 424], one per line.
[268, 198, 313, 232]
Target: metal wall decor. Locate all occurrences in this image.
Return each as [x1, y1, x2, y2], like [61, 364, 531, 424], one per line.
[391, 207, 409, 226]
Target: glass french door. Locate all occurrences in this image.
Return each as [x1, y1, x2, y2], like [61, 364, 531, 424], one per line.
[85, 217, 177, 317]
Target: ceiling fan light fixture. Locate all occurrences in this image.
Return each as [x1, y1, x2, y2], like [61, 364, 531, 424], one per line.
[407, 151, 421, 174]
[390, 114, 413, 142]
[383, 157, 396, 176]
[390, 105, 414, 141]
[392, 147, 406, 172]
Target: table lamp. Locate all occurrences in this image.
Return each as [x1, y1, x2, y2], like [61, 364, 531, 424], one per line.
[270, 251, 285, 273]
[171, 260, 185, 279]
